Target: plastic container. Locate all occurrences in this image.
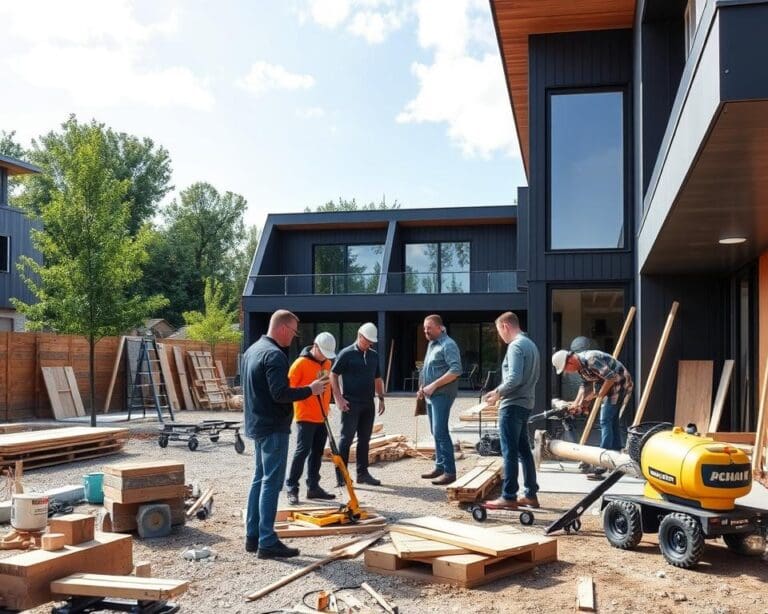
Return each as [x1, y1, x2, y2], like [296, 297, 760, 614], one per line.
[83, 472, 104, 504]
[11, 493, 49, 531]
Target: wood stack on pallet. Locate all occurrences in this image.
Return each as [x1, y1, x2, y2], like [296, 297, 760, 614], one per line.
[102, 461, 186, 533]
[458, 401, 499, 422]
[365, 516, 557, 588]
[446, 457, 503, 503]
[0, 427, 129, 471]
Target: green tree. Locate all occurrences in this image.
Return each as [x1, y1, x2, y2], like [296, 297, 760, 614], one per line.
[182, 278, 242, 361]
[305, 195, 401, 212]
[12, 123, 168, 426]
[230, 224, 260, 300]
[19, 115, 172, 234]
[0, 130, 25, 158]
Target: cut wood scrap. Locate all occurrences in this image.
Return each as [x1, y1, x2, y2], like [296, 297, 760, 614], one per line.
[245, 533, 384, 601]
[337, 591, 375, 613]
[576, 576, 595, 611]
[329, 529, 388, 553]
[41, 533, 66, 551]
[186, 486, 214, 518]
[360, 582, 398, 614]
[132, 561, 152, 577]
[48, 514, 95, 546]
[51, 573, 189, 601]
[389, 530, 469, 559]
[709, 360, 735, 432]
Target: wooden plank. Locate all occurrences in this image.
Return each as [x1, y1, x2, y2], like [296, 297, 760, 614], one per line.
[0, 427, 129, 452]
[277, 517, 386, 538]
[156, 343, 180, 412]
[102, 484, 187, 505]
[64, 367, 86, 417]
[41, 367, 78, 420]
[674, 360, 714, 430]
[389, 530, 470, 559]
[705, 432, 756, 445]
[753, 358, 768, 475]
[174, 346, 195, 410]
[709, 360, 735, 432]
[185, 486, 214, 518]
[103, 460, 184, 479]
[104, 336, 126, 412]
[51, 573, 189, 600]
[103, 470, 185, 491]
[577, 576, 595, 611]
[48, 514, 95, 545]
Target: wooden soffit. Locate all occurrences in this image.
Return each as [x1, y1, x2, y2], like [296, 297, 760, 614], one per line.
[491, 0, 636, 176]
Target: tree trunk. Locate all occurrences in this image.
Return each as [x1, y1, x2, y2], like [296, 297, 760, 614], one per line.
[89, 336, 96, 427]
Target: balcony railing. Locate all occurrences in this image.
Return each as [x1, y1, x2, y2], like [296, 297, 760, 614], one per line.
[247, 270, 520, 296]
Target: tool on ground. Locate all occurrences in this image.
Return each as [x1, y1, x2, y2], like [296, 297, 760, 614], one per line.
[534, 422, 768, 568]
[474, 371, 502, 456]
[293, 379, 368, 527]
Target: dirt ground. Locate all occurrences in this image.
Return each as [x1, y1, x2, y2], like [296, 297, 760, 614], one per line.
[4, 397, 768, 614]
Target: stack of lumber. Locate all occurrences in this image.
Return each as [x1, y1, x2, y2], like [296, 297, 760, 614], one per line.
[323, 433, 410, 464]
[275, 506, 387, 538]
[445, 457, 503, 503]
[0, 427, 128, 470]
[365, 516, 557, 588]
[458, 401, 499, 422]
[186, 351, 229, 410]
[0, 515, 133, 611]
[103, 461, 186, 533]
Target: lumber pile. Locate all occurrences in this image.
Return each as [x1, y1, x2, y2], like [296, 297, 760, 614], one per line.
[0, 427, 128, 471]
[323, 434, 413, 464]
[274, 506, 387, 538]
[102, 461, 186, 533]
[458, 401, 499, 422]
[365, 516, 557, 588]
[446, 457, 503, 503]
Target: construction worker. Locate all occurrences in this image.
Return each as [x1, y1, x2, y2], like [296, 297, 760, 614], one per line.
[243, 310, 328, 559]
[483, 311, 541, 509]
[551, 349, 634, 474]
[330, 322, 385, 487]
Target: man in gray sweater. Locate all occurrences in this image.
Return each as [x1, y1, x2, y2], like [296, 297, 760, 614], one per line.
[483, 311, 541, 509]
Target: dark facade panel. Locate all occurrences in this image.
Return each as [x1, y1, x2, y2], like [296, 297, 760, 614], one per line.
[0, 207, 42, 308]
[278, 227, 387, 276]
[528, 29, 635, 284]
[719, 2, 768, 102]
[0, 169, 7, 206]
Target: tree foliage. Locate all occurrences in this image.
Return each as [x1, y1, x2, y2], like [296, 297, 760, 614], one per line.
[0, 130, 25, 158]
[11, 121, 168, 424]
[19, 115, 172, 234]
[305, 195, 400, 212]
[182, 277, 242, 360]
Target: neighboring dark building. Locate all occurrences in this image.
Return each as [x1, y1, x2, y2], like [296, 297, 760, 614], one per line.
[0, 154, 41, 331]
[242, 206, 523, 391]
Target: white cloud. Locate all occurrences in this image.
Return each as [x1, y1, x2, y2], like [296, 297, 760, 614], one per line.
[397, 0, 519, 159]
[300, 0, 407, 44]
[237, 62, 315, 96]
[297, 106, 326, 119]
[0, 0, 213, 111]
[347, 9, 403, 44]
[308, 0, 351, 28]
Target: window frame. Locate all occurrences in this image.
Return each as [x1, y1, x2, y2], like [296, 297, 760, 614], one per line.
[312, 242, 385, 294]
[545, 86, 631, 254]
[403, 240, 472, 294]
[0, 235, 10, 274]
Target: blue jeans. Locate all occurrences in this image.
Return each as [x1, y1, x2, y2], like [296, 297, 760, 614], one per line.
[599, 399, 622, 451]
[246, 432, 289, 548]
[499, 405, 538, 500]
[427, 394, 456, 476]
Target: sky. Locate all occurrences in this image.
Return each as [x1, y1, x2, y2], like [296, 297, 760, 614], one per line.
[0, 0, 526, 229]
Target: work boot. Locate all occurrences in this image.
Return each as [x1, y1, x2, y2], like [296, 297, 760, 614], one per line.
[245, 536, 258, 553]
[517, 496, 540, 509]
[307, 487, 336, 500]
[257, 540, 300, 559]
[421, 468, 444, 479]
[431, 473, 456, 485]
[357, 472, 382, 486]
[286, 489, 299, 506]
[484, 496, 519, 510]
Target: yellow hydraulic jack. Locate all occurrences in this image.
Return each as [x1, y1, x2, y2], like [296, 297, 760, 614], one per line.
[292, 391, 368, 527]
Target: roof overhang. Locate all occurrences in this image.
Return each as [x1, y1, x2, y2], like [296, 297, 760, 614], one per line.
[490, 0, 637, 177]
[0, 154, 41, 176]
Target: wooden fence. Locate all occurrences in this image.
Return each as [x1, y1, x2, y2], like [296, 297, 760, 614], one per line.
[0, 332, 240, 421]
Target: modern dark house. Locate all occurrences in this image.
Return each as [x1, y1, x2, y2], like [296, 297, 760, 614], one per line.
[243, 0, 768, 430]
[0, 154, 41, 331]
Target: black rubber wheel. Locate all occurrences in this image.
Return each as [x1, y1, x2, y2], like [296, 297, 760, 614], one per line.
[234, 435, 245, 454]
[210, 436, 220, 443]
[519, 510, 535, 526]
[569, 519, 582, 533]
[158, 435, 168, 448]
[471, 506, 488, 522]
[188, 437, 199, 451]
[658, 513, 704, 568]
[603, 500, 643, 550]
[723, 531, 767, 556]
[347, 509, 360, 524]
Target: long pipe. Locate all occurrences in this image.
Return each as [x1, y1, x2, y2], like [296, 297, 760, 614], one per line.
[534, 430, 641, 478]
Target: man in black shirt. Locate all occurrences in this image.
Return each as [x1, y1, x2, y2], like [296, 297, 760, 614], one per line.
[243, 310, 327, 558]
[330, 322, 385, 486]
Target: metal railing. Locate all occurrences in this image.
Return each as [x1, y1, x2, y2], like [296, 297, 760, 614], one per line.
[246, 270, 519, 296]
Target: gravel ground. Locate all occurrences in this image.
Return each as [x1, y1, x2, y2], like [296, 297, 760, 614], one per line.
[4, 396, 768, 614]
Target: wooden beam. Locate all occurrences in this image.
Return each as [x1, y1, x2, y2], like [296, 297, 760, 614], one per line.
[103, 336, 126, 413]
[51, 573, 188, 600]
[576, 576, 595, 611]
[752, 359, 768, 475]
[708, 360, 735, 433]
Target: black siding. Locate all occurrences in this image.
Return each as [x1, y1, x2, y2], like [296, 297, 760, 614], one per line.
[0, 207, 42, 308]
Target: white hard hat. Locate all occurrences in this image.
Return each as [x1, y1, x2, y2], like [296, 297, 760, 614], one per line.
[314, 331, 337, 359]
[552, 350, 569, 375]
[358, 322, 378, 343]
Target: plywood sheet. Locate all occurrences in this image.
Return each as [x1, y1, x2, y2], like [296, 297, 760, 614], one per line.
[173, 346, 195, 410]
[41, 367, 85, 419]
[674, 360, 714, 431]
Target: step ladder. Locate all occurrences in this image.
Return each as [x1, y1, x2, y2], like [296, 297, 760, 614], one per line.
[127, 337, 175, 423]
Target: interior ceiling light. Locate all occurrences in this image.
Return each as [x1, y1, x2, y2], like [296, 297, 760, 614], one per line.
[718, 237, 747, 245]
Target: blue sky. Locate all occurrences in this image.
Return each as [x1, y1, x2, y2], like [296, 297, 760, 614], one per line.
[0, 0, 526, 228]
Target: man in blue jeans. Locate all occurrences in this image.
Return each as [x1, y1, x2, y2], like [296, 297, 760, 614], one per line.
[483, 311, 541, 509]
[242, 310, 328, 558]
[418, 314, 462, 485]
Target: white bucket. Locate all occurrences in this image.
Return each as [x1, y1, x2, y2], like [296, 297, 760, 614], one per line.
[11, 493, 49, 531]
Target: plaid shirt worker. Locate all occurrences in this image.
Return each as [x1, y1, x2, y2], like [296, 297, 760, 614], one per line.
[574, 350, 633, 409]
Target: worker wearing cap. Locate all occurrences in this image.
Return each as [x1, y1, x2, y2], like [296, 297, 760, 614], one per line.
[551, 349, 633, 457]
[330, 322, 385, 487]
[285, 332, 338, 505]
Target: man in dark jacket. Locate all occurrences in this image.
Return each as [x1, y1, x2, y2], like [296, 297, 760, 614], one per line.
[243, 310, 327, 558]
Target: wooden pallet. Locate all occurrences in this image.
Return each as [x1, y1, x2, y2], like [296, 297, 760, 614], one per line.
[187, 351, 228, 409]
[365, 537, 557, 588]
[445, 458, 503, 502]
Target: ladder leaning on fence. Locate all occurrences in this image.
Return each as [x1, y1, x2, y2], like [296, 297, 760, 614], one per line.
[127, 336, 175, 423]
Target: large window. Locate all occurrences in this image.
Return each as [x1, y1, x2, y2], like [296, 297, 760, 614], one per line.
[290, 320, 364, 361]
[0, 236, 9, 273]
[447, 322, 506, 390]
[549, 91, 624, 250]
[313, 244, 384, 294]
[405, 242, 470, 294]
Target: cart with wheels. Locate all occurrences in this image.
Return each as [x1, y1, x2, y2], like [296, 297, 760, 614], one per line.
[467, 501, 580, 531]
[157, 420, 245, 453]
